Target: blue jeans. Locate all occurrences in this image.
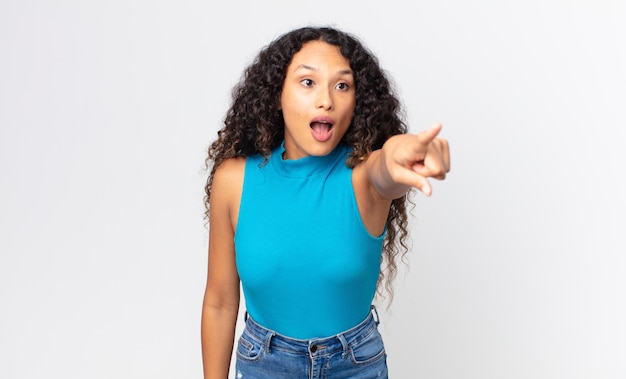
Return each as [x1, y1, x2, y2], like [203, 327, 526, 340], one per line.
[235, 306, 388, 378]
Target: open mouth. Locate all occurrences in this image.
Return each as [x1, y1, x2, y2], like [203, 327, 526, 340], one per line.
[310, 120, 334, 142]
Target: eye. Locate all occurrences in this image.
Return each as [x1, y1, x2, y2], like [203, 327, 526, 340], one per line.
[336, 82, 350, 91]
[300, 79, 314, 87]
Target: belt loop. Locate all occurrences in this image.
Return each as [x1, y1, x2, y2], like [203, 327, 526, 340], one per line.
[371, 304, 380, 326]
[263, 330, 275, 354]
[337, 333, 350, 359]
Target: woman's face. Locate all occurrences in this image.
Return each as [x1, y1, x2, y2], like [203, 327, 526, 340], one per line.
[280, 40, 355, 160]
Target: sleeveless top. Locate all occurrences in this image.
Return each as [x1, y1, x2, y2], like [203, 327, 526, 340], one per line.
[234, 142, 385, 339]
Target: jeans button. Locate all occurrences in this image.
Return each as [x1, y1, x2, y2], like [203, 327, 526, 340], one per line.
[310, 345, 318, 353]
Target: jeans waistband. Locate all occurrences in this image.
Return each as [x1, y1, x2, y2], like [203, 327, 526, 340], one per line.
[242, 305, 380, 357]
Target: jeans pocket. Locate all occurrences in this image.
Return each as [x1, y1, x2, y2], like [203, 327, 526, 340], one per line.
[349, 328, 386, 365]
[236, 332, 264, 362]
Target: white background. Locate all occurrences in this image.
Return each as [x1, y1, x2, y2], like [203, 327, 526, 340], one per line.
[1, 0, 625, 378]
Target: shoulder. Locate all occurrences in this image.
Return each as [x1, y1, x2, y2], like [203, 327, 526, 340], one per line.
[351, 151, 392, 237]
[210, 157, 246, 230]
[351, 150, 384, 201]
[213, 157, 246, 183]
[210, 157, 246, 204]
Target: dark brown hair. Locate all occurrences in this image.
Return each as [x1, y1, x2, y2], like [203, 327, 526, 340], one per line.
[204, 26, 411, 303]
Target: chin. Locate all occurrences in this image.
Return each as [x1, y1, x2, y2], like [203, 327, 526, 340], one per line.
[308, 143, 338, 156]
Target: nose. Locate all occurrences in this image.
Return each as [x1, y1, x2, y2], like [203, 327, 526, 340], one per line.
[316, 87, 333, 110]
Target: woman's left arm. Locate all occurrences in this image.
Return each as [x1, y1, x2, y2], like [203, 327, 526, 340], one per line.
[352, 123, 450, 236]
[365, 123, 450, 200]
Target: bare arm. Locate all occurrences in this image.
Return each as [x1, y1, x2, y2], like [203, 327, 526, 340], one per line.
[201, 158, 245, 379]
[367, 123, 450, 199]
[353, 124, 450, 235]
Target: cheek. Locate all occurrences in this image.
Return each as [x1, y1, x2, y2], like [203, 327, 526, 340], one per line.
[282, 95, 308, 118]
[340, 102, 356, 122]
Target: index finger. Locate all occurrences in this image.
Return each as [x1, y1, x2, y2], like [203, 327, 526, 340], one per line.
[415, 123, 443, 145]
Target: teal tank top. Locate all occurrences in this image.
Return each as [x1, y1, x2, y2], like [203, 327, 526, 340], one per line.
[234, 142, 385, 339]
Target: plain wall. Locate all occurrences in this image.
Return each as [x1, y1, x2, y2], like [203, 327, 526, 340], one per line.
[1, 0, 625, 378]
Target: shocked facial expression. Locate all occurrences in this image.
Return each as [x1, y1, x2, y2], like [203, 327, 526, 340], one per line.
[279, 40, 356, 160]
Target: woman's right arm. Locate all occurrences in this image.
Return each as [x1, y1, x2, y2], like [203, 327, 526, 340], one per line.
[201, 158, 245, 379]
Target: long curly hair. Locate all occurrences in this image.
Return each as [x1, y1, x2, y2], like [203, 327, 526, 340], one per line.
[204, 26, 411, 304]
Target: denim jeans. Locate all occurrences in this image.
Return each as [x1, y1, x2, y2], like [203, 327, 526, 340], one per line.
[235, 306, 388, 379]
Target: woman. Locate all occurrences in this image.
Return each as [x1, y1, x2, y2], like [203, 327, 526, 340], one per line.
[201, 26, 450, 378]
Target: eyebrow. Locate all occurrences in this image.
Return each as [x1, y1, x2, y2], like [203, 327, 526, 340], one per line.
[294, 64, 352, 76]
